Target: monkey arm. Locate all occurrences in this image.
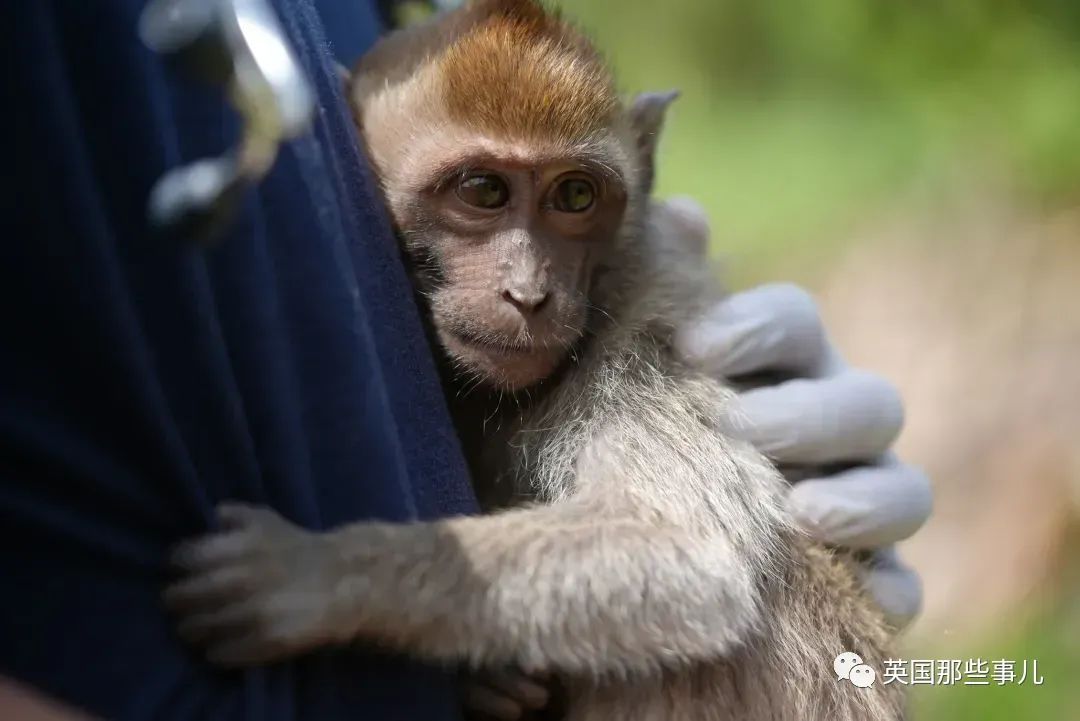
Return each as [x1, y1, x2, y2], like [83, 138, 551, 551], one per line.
[334, 501, 769, 676]
[166, 378, 792, 677]
[166, 497, 768, 677]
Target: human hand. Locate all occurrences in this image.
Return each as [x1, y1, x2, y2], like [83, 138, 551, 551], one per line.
[662, 199, 932, 628]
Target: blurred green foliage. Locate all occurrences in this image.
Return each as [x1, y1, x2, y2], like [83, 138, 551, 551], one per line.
[910, 587, 1080, 720]
[554, 0, 1080, 278]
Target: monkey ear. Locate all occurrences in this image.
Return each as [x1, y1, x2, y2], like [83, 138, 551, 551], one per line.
[629, 90, 679, 195]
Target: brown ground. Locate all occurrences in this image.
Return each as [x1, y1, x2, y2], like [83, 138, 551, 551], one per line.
[811, 194, 1080, 639]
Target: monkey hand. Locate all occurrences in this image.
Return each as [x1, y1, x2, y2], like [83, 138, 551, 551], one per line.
[164, 503, 355, 666]
[460, 668, 556, 721]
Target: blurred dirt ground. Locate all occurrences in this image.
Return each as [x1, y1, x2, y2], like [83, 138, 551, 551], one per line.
[815, 195, 1080, 638]
[809, 191, 1080, 717]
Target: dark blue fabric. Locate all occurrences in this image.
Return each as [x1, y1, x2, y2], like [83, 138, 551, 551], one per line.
[1, 1, 476, 719]
[314, 0, 388, 66]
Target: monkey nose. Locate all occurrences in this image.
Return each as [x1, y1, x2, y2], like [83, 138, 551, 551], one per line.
[502, 288, 550, 315]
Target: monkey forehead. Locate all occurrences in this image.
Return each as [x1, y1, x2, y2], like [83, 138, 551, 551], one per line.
[353, 1, 643, 197]
[436, 0, 619, 145]
[403, 130, 635, 191]
[359, 76, 639, 205]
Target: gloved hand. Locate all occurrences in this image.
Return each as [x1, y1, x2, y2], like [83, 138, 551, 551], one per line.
[662, 198, 932, 629]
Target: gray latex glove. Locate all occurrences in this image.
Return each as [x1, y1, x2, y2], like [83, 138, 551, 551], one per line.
[664, 200, 932, 628]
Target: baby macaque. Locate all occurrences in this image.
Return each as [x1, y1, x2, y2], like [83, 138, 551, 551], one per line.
[165, 2, 904, 719]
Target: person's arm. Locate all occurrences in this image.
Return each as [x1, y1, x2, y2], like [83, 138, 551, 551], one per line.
[664, 198, 932, 628]
[0, 678, 97, 721]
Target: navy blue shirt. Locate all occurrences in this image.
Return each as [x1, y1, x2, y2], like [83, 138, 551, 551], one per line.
[1, 1, 476, 718]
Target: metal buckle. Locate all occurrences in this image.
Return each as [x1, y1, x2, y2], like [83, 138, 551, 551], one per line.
[139, 0, 315, 244]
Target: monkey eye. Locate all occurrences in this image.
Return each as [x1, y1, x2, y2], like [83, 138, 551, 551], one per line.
[456, 173, 510, 209]
[552, 177, 596, 213]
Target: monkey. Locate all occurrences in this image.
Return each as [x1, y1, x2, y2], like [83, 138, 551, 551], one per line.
[163, 2, 905, 719]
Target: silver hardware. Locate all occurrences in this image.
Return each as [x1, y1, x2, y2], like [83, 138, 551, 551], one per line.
[139, 0, 315, 243]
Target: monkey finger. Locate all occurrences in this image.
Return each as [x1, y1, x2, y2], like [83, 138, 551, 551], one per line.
[461, 682, 526, 720]
[170, 531, 258, 570]
[787, 457, 932, 549]
[674, 283, 829, 379]
[216, 502, 282, 530]
[732, 370, 904, 466]
[205, 634, 296, 668]
[480, 670, 551, 710]
[175, 603, 260, 645]
[163, 566, 255, 613]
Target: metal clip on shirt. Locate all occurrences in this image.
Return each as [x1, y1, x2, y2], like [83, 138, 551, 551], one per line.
[139, 0, 315, 244]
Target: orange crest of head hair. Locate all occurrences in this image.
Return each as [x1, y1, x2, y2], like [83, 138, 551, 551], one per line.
[438, 0, 620, 144]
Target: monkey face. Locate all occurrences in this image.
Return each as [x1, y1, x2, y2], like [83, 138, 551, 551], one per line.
[403, 156, 628, 391]
[347, 0, 665, 393]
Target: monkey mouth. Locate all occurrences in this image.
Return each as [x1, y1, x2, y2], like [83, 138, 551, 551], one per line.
[440, 326, 568, 391]
[447, 328, 536, 355]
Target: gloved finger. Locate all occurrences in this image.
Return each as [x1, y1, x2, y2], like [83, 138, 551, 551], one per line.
[787, 457, 933, 549]
[651, 195, 712, 258]
[860, 547, 923, 630]
[674, 283, 830, 378]
[731, 370, 904, 466]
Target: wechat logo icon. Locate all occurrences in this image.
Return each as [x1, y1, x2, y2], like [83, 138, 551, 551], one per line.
[834, 651, 877, 688]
